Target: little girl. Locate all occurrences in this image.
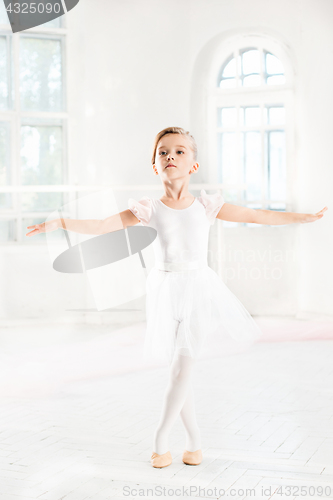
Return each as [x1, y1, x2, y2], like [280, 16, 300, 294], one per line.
[26, 126, 328, 470]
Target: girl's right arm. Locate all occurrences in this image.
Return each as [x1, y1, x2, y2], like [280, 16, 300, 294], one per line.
[26, 209, 140, 237]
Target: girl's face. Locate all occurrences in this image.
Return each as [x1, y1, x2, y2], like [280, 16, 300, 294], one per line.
[153, 134, 199, 179]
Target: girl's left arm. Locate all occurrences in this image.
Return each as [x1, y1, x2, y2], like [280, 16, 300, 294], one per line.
[216, 203, 328, 225]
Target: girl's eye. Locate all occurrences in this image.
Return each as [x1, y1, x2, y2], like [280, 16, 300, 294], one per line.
[159, 151, 184, 155]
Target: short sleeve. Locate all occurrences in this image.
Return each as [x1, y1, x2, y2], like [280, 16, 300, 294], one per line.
[198, 189, 225, 225]
[128, 196, 152, 226]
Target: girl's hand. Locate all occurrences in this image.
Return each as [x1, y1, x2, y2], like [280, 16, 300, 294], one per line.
[301, 206, 328, 224]
[26, 219, 59, 237]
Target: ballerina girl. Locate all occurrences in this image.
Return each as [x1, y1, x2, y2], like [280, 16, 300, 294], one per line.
[26, 126, 328, 469]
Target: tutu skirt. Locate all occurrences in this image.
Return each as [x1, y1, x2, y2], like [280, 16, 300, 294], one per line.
[144, 262, 263, 364]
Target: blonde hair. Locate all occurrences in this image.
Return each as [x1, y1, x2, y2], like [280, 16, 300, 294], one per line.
[151, 126, 198, 165]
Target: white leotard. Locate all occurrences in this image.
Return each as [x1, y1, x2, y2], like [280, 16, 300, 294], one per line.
[128, 189, 224, 272]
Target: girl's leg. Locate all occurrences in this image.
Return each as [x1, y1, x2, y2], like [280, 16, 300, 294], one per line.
[152, 350, 195, 455]
[179, 382, 202, 451]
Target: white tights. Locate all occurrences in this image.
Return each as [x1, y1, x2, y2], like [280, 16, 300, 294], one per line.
[153, 349, 201, 455]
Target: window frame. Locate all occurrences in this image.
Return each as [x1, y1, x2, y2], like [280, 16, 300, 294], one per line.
[0, 17, 68, 245]
[205, 34, 296, 223]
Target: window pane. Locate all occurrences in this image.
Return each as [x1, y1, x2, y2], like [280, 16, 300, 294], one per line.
[0, 122, 12, 209]
[267, 131, 286, 201]
[266, 106, 285, 126]
[267, 75, 286, 85]
[20, 37, 63, 112]
[0, 36, 9, 109]
[42, 17, 62, 28]
[219, 107, 237, 128]
[243, 131, 261, 201]
[219, 78, 236, 89]
[266, 53, 284, 75]
[222, 57, 236, 78]
[239, 108, 244, 127]
[0, 1, 9, 24]
[246, 203, 262, 209]
[243, 74, 261, 87]
[21, 191, 66, 212]
[269, 203, 286, 210]
[223, 189, 239, 203]
[244, 107, 261, 127]
[242, 49, 260, 75]
[21, 124, 63, 185]
[0, 220, 15, 241]
[218, 132, 237, 183]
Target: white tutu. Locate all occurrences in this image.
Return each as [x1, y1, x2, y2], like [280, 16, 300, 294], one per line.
[127, 190, 263, 364]
[144, 263, 263, 364]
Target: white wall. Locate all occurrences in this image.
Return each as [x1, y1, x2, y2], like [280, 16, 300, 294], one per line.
[2, 0, 333, 323]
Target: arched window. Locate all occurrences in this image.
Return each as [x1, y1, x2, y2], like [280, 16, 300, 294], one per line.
[206, 36, 295, 227]
[218, 48, 286, 88]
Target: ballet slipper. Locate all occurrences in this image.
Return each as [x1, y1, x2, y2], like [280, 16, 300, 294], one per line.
[150, 450, 172, 468]
[182, 449, 203, 465]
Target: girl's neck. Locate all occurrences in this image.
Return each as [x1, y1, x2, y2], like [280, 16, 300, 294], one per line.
[161, 183, 192, 202]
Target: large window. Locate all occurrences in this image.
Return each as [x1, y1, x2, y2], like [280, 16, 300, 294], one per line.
[217, 102, 286, 210]
[0, 2, 67, 244]
[207, 39, 294, 227]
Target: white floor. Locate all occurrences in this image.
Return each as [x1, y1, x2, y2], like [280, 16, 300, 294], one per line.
[0, 318, 333, 500]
